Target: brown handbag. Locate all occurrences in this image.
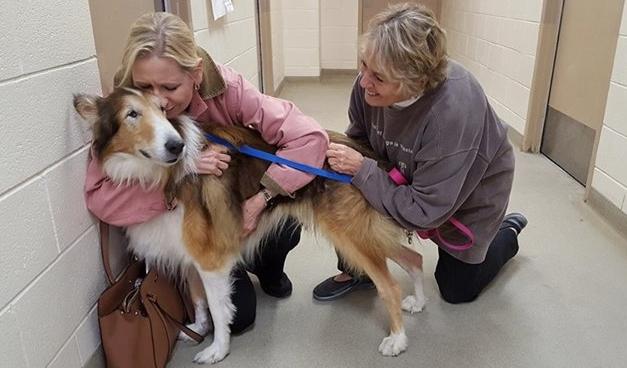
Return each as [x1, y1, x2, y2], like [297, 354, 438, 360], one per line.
[96, 222, 204, 368]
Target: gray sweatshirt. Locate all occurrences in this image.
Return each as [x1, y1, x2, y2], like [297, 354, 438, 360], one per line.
[349, 60, 515, 264]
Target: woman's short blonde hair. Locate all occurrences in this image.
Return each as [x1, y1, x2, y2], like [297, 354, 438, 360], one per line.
[361, 3, 448, 96]
[115, 12, 201, 88]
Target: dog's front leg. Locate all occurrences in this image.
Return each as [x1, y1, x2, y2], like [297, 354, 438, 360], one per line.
[192, 263, 235, 364]
[179, 268, 212, 342]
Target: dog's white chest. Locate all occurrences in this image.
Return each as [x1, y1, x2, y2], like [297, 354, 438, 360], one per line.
[126, 204, 193, 269]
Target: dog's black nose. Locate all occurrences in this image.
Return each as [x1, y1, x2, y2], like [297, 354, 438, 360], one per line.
[165, 139, 185, 155]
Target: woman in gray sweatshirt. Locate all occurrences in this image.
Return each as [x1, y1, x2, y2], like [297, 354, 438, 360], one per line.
[313, 3, 527, 304]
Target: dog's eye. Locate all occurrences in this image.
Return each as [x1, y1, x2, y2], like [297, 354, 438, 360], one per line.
[127, 110, 139, 119]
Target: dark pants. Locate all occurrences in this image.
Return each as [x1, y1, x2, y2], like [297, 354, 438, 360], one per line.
[230, 217, 301, 334]
[337, 227, 519, 305]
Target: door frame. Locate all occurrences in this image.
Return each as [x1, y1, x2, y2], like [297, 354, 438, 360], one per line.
[523, 0, 624, 197]
[256, 0, 274, 95]
[522, 0, 564, 154]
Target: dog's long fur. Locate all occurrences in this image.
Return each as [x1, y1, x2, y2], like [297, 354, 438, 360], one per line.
[74, 88, 426, 364]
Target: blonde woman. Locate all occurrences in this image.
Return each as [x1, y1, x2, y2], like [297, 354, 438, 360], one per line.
[85, 12, 328, 335]
[313, 4, 527, 303]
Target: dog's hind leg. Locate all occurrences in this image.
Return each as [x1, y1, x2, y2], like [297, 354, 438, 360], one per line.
[390, 246, 426, 314]
[179, 268, 212, 342]
[331, 236, 408, 356]
[192, 262, 236, 365]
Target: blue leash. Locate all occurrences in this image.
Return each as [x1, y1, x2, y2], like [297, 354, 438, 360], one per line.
[205, 133, 353, 183]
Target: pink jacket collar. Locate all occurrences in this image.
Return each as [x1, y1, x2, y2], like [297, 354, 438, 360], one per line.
[187, 91, 209, 120]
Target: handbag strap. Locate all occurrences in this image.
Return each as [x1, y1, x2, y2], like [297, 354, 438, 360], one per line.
[147, 295, 205, 343]
[99, 221, 115, 285]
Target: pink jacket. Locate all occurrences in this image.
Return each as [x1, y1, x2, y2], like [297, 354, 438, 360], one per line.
[85, 64, 329, 226]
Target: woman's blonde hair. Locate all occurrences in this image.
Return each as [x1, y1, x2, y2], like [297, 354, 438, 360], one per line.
[361, 3, 448, 96]
[115, 12, 204, 89]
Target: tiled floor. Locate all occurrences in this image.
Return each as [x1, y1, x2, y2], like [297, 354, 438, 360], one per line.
[89, 75, 627, 368]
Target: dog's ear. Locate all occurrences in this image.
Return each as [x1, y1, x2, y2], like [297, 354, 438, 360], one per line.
[73, 93, 102, 126]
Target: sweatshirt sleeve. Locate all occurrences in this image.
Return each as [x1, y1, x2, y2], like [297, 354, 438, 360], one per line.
[352, 147, 479, 231]
[226, 71, 329, 195]
[84, 151, 168, 226]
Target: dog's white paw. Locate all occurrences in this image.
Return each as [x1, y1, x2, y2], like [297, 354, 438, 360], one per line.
[401, 295, 425, 314]
[193, 341, 229, 364]
[378, 331, 408, 356]
[178, 321, 211, 343]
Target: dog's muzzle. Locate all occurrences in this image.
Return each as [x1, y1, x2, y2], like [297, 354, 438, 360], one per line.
[164, 138, 185, 163]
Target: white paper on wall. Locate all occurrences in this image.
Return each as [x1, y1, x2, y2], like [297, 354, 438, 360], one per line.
[212, 0, 235, 20]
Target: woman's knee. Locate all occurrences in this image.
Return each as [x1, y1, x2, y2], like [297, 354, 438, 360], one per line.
[434, 270, 480, 304]
[437, 283, 479, 304]
[279, 217, 302, 247]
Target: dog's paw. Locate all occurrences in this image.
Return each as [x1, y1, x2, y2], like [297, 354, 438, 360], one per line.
[193, 341, 230, 364]
[401, 295, 425, 314]
[378, 331, 408, 356]
[178, 321, 211, 343]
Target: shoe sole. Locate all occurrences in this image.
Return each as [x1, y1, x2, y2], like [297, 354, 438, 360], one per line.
[312, 281, 376, 302]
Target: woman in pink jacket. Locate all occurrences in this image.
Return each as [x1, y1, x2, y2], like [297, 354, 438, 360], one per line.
[85, 12, 329, 333]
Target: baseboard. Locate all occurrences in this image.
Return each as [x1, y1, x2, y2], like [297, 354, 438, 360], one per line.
[507, 124, 523, 149]
[83, 346, 104, 368]
[587, 188, 627, 239]
[321, 68, 359, 78]
[273, 78, 285, 97]
[284, 75, 321, 83]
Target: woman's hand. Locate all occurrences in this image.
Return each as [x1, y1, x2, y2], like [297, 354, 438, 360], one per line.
[326, 143, 365, 175]
[195, 144, 231, 175]
[241, 192, 267, 237]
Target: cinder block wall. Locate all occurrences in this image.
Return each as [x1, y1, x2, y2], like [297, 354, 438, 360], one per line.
[190, 0, 261, 89]
[0, 1, 104, 367]
[320, 0, 359, 70]
[591, 5, 627, 214]
[282, 0, 320, 77]
[440, 0, 544, 135]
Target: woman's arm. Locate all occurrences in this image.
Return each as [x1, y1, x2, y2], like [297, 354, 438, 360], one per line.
[84, 152, 169, 226]
[351, 149, 479, 231]
[225, 71, 329, 196]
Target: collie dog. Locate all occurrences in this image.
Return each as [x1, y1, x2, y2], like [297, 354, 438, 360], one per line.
[74, 88, 425, 364]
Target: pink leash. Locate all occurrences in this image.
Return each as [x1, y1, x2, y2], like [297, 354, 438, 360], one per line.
[388, 168, 474, 251]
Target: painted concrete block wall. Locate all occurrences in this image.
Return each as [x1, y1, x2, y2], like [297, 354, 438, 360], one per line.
[320, 0, 359, 70]
[440, 0, 543, 135]
[591, 4, 627, 215]
[190, 0, 260, 89]
[283, 0, 320, 77]
[0, 0, 105, 367]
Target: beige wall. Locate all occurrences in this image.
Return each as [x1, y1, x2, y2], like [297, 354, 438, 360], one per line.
[320, 0, 359, 70]
[189, 0, 260, 88]
[283, 0, 320, 77]
[440, 0, 543, 135]
[0, 0, 104, 366]
[591, 4, 627, 214]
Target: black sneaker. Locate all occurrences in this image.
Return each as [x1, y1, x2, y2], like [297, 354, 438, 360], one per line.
[258, 272, 293, 298]
[312, 275, 375, 301]
[500, 213, 528, 235]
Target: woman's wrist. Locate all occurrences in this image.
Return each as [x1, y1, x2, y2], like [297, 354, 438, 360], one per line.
[259, 187, 276, 207]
